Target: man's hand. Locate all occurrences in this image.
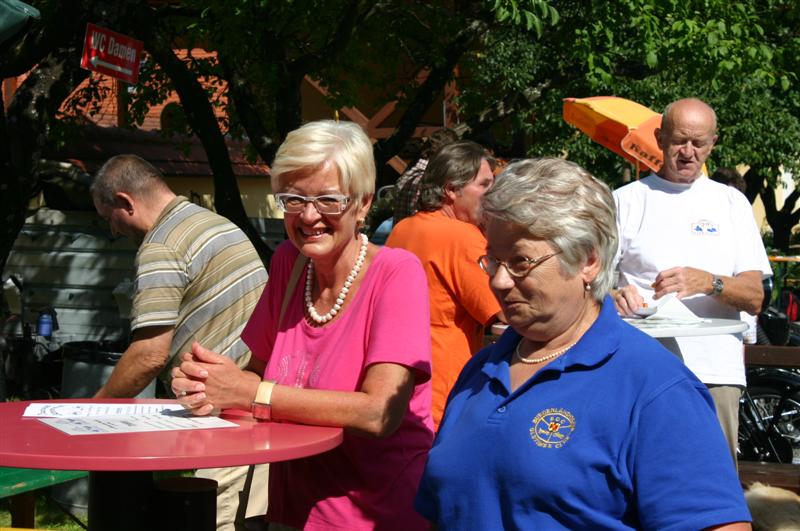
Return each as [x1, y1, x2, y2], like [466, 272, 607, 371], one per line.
[614, 285, 644, 316]
[652, 266, 712, 300]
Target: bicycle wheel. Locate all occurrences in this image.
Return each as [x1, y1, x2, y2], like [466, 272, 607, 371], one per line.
[743, 386, 800, 462]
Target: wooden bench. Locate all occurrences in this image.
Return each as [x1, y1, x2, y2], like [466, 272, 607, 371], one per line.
[740, 461, 800, 494]
[745, 345, 800, 368]
[0, 467, 87, 528]
[739, 346, 800, 493]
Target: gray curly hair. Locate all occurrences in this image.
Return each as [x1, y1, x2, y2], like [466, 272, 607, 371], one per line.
[482, 158, 618, 301]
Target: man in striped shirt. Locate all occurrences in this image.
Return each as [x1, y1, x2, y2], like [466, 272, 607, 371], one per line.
[91, 154, 269, 530]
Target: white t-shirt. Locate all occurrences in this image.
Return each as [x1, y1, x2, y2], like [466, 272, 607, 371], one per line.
[614, 174, 772, 386]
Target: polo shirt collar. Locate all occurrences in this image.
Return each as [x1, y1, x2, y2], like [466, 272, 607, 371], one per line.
[142, 195, 187, 243]
[482, 295, 622, 386]
[155, 195, 188, 225]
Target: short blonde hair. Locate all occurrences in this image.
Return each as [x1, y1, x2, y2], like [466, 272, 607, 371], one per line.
[270, 120, 375, 204]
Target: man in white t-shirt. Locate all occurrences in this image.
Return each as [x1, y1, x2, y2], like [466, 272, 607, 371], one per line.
[613, 98, 771, 459]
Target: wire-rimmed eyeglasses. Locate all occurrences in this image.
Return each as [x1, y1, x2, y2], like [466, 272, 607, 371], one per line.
[477, 252, 561, 278]
[274, 193, 351, 215]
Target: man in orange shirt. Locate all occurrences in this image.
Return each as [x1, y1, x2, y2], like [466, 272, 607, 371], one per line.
[387, 141, 503, 429]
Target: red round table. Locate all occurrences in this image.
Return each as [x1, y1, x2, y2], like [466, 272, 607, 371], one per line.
[0, 399, 343, 530]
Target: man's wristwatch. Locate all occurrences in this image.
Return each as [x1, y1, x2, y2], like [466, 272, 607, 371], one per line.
[251, 380, 276, 421]
[711, 275, 724, 296]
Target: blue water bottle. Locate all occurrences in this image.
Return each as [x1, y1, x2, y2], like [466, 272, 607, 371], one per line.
[37, 312, 53, 337]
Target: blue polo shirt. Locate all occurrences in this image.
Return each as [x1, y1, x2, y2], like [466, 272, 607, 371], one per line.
[415, 296, 750, 530]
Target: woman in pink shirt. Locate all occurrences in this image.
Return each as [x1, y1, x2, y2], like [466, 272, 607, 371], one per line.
[171, 120, 434, 530]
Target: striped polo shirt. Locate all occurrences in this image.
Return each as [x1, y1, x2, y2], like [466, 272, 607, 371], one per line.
[131, 196, 268, 383]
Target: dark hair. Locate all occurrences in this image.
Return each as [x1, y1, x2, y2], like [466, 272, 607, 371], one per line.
[418, 141, 495, 211]
[711, 167, 746, 193]
[420, 129, 459, 159]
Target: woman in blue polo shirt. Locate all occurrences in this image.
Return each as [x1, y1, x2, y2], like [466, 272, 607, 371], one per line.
[414, 158, 751, 530]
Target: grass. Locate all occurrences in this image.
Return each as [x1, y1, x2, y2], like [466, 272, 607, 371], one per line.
[0, 491, 87, 530]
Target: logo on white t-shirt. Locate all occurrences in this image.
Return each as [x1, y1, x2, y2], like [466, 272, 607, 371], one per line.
[691, 219, 719, 236]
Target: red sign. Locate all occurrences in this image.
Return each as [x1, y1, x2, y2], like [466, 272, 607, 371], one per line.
[80, 23, 143, 84]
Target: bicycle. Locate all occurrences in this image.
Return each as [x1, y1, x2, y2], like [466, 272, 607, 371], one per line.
[738, 366, 800, 463]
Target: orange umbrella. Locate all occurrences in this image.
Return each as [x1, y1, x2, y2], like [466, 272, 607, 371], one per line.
[563, 96, 663, 174]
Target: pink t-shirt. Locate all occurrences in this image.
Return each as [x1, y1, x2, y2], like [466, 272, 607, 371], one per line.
[242, 241, 434, 530]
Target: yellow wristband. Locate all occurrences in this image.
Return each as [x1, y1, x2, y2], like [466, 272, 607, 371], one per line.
[252, 380, 276, 421]
[254, 380, 276, 405]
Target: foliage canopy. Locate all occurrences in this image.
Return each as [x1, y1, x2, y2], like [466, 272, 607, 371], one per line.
[1, 0, 799, 272]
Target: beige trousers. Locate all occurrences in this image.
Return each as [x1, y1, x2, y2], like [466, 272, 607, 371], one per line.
[196, 463, 269, 531]
[707, 384, 743, 466]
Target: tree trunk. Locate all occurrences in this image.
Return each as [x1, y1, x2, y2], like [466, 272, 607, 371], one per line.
[275, 68, 304, 141]
[218, 52, 278, 166]
[0, 0, 90, 273]
[749, 166, 800, 253]
[0, 92, 24, 275]
[143, 34, 273, 265]
[0, 51, 89, 273]
[373, 18, 489, 176]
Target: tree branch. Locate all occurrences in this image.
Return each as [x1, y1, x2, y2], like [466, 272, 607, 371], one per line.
[128, 9, 273, 264]
[782, 187, 800, 215]
[289, 0, 376, 76]
[452, 81, 551, 139]
[217, 51, 278, 165]
[373, 18, 490, 168]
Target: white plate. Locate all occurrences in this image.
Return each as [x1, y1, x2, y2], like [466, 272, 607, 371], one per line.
[633, 306, 657, 317]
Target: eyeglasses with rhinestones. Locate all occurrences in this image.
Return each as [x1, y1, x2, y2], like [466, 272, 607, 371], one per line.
[477, 251, 562, 278]
[274, 193, 351, 215]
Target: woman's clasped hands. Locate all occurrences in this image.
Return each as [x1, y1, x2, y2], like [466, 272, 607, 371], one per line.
[171, 341, 245, 415]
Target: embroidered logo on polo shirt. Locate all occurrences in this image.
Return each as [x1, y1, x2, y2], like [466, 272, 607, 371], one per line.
[530, 408, 575, 449]
[690, 219, 719, 236]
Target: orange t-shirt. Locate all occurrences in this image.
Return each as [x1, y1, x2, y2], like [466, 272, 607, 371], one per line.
[386, 210, 500, 429]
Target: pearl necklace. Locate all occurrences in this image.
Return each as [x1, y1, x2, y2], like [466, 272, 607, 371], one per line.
[514, 339, 577, 364]
[305, 233, 368, 324]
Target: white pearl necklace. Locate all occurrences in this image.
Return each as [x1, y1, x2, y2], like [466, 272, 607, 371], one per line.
[514, 339, 577, 364]
[305, 233, 368, 324]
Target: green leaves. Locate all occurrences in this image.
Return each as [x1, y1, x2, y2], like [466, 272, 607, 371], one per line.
[491, 0, 558, 37]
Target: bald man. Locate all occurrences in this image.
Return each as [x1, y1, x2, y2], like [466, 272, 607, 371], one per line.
[612, 98, 771, 460]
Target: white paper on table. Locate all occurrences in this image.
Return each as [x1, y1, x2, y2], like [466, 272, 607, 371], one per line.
[622, 293, 707, 328]
[23, 402, 186, 418]
[643, 294, 703, 323]
[38, 413, 237, 436]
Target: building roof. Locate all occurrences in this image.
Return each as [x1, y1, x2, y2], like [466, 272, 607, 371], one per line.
[70, 49, 226, 132]
[45, 123, 269, 177]
[49, 48, 269, 176]
[6, 47, 445, 177]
